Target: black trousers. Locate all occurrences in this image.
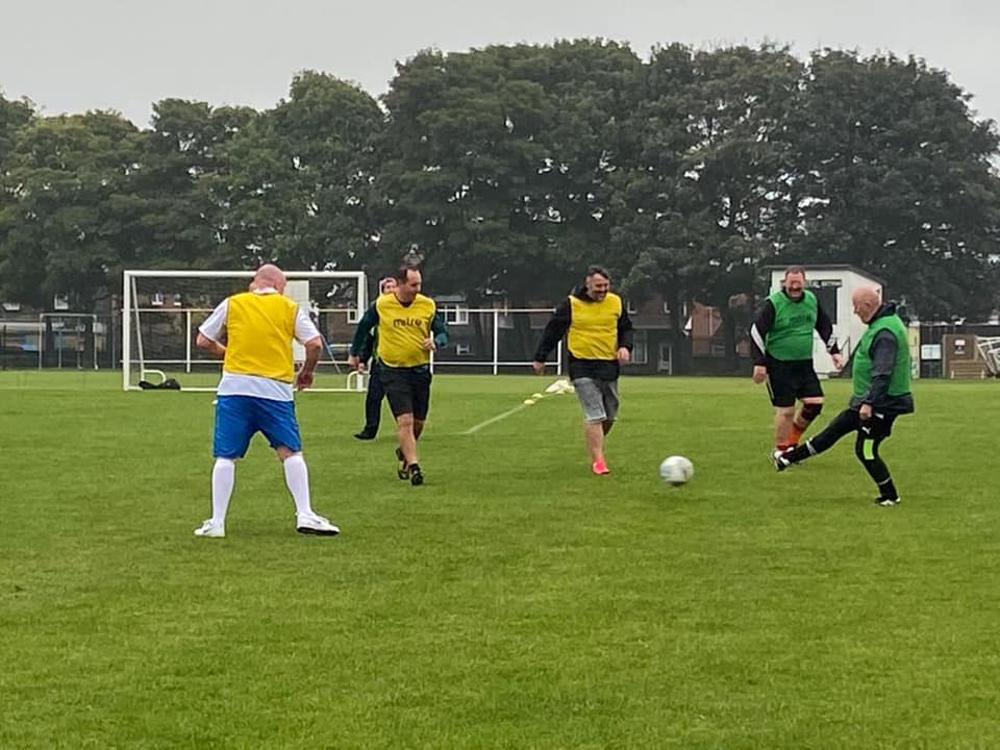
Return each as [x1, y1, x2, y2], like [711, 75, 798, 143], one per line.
[362, 363, 386, 433]
[794, 407, 900, 498]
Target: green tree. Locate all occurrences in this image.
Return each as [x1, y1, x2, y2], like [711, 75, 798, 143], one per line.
[0, 93, 35, 172]
[617, 45, 803, 370]
[380, 41, 643, 305]
[0, 111, 141, 309]
[222, 71, 384, 271]
[130, 99, 257, 270]
[789, 50, 1000, 320]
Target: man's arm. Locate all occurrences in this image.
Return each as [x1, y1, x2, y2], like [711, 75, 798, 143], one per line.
[349, 305, 379, 356]
[533, 300, 571, 364]
[431, 312, 449, 348]
[196, 333, 226, 358]
[749, 300, 775, 366]
[858, 330, 898, 405]
[617, 306, 634, 351]
[357, 329, 375, 363]
[296, 336, 323, 391]
[815, 302, 841, 355]
[196, 300, 228, 358]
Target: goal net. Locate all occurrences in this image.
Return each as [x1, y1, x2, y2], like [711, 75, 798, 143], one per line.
[122, 270, 367, 392]
[976, 336, 1000, 377]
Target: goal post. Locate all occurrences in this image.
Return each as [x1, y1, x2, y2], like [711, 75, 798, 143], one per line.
[121, 269, 368, 392]
[976, 336, 1000, 378]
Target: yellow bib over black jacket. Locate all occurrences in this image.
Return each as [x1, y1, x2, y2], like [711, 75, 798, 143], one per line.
[534, 287, 634, 381]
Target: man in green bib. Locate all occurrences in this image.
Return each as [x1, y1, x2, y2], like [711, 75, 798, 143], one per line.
[773, 286, 914, 506]
[751, 266, 843, 450]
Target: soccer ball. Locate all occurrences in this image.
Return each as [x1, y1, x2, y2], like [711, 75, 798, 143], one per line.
[659, 455, 694, 486]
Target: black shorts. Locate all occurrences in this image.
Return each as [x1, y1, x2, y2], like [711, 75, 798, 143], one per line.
[379, 364, 432, 420]
[766, 358, 823, 407]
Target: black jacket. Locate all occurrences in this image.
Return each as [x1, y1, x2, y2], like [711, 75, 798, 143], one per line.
[534, 286, 634, 381]
[750, 289, 839, 366]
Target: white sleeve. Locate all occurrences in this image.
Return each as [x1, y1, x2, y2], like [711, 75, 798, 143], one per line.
[198, 300, 229, 342]
[295, 307, 322, 344]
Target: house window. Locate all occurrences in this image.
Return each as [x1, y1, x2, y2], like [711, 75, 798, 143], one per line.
[632, 331, 648, 365]
[455, 343, 472, 356]
[442, 304, 469, 325]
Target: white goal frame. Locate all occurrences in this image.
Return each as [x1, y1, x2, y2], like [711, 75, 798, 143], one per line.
[122, 269, 367, 392]
[976, 336, 1000, 377]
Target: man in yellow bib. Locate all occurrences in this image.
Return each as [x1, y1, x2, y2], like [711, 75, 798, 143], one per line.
[348, 265, 448, 485]
[193, 264, 340, 537]
[533, 266, 634, 475]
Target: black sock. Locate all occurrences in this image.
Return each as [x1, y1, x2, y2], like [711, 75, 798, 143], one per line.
[877, 477, 898, 500]
[784, 441, 815, 463]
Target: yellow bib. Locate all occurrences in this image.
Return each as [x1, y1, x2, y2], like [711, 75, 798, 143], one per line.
[224, 292, 298, 382]
[376, 293, 436, 367]
[567, 293, 622, 360]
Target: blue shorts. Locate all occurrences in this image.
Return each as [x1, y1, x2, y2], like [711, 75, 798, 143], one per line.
[213, 395, 302, 458]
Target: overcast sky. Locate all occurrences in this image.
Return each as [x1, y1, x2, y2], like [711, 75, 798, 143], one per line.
[2, 0, 998, 128]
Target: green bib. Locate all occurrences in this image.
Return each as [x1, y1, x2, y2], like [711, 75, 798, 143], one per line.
[852, 314, 911, 398]
[765, 290, 818, 360]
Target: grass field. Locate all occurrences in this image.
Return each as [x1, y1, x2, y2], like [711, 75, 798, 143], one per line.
[2, 372, 998, 749]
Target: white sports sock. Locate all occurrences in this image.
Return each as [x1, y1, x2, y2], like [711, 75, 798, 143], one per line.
[283, 454, 313, 517]
[211, 458, 236, 523]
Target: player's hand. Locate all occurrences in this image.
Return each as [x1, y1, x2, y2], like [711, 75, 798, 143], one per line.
[832, 353, 844, 370]
[347, 355, 361, 371]
[296, 368, 314, 391]
[421, 337, 436, 351]
[859, 403, 872, 421]
[752, 365, 767, 384]
[617, 347, 631, 364]
[532, 361, 545, 375]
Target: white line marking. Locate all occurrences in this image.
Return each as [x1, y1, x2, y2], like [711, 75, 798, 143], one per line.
[462, 403, 531, 434]
[461, 379, 572, 434]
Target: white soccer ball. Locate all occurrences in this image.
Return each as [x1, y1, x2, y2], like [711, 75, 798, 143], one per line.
[659, 455, 694, 486]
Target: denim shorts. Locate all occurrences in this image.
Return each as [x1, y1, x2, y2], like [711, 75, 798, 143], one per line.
[572, 377, 620, 423]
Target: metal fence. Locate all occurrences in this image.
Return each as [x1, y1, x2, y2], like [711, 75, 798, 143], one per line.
[0, 314, 118, 370]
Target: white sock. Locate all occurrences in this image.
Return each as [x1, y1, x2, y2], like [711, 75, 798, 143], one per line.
[283, 454, 313, 517]
[211, 458, 236, 523]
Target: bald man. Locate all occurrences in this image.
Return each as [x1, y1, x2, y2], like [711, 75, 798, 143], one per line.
[193, 264, 340, 537]
[773, 286, 914, 506]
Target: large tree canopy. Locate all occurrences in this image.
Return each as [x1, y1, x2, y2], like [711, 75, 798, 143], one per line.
[1, 44, 997, 326]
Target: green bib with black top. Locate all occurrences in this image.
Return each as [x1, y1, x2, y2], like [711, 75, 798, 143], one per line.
[766, 289, 817, 360]
[852, 315, 911, 398]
